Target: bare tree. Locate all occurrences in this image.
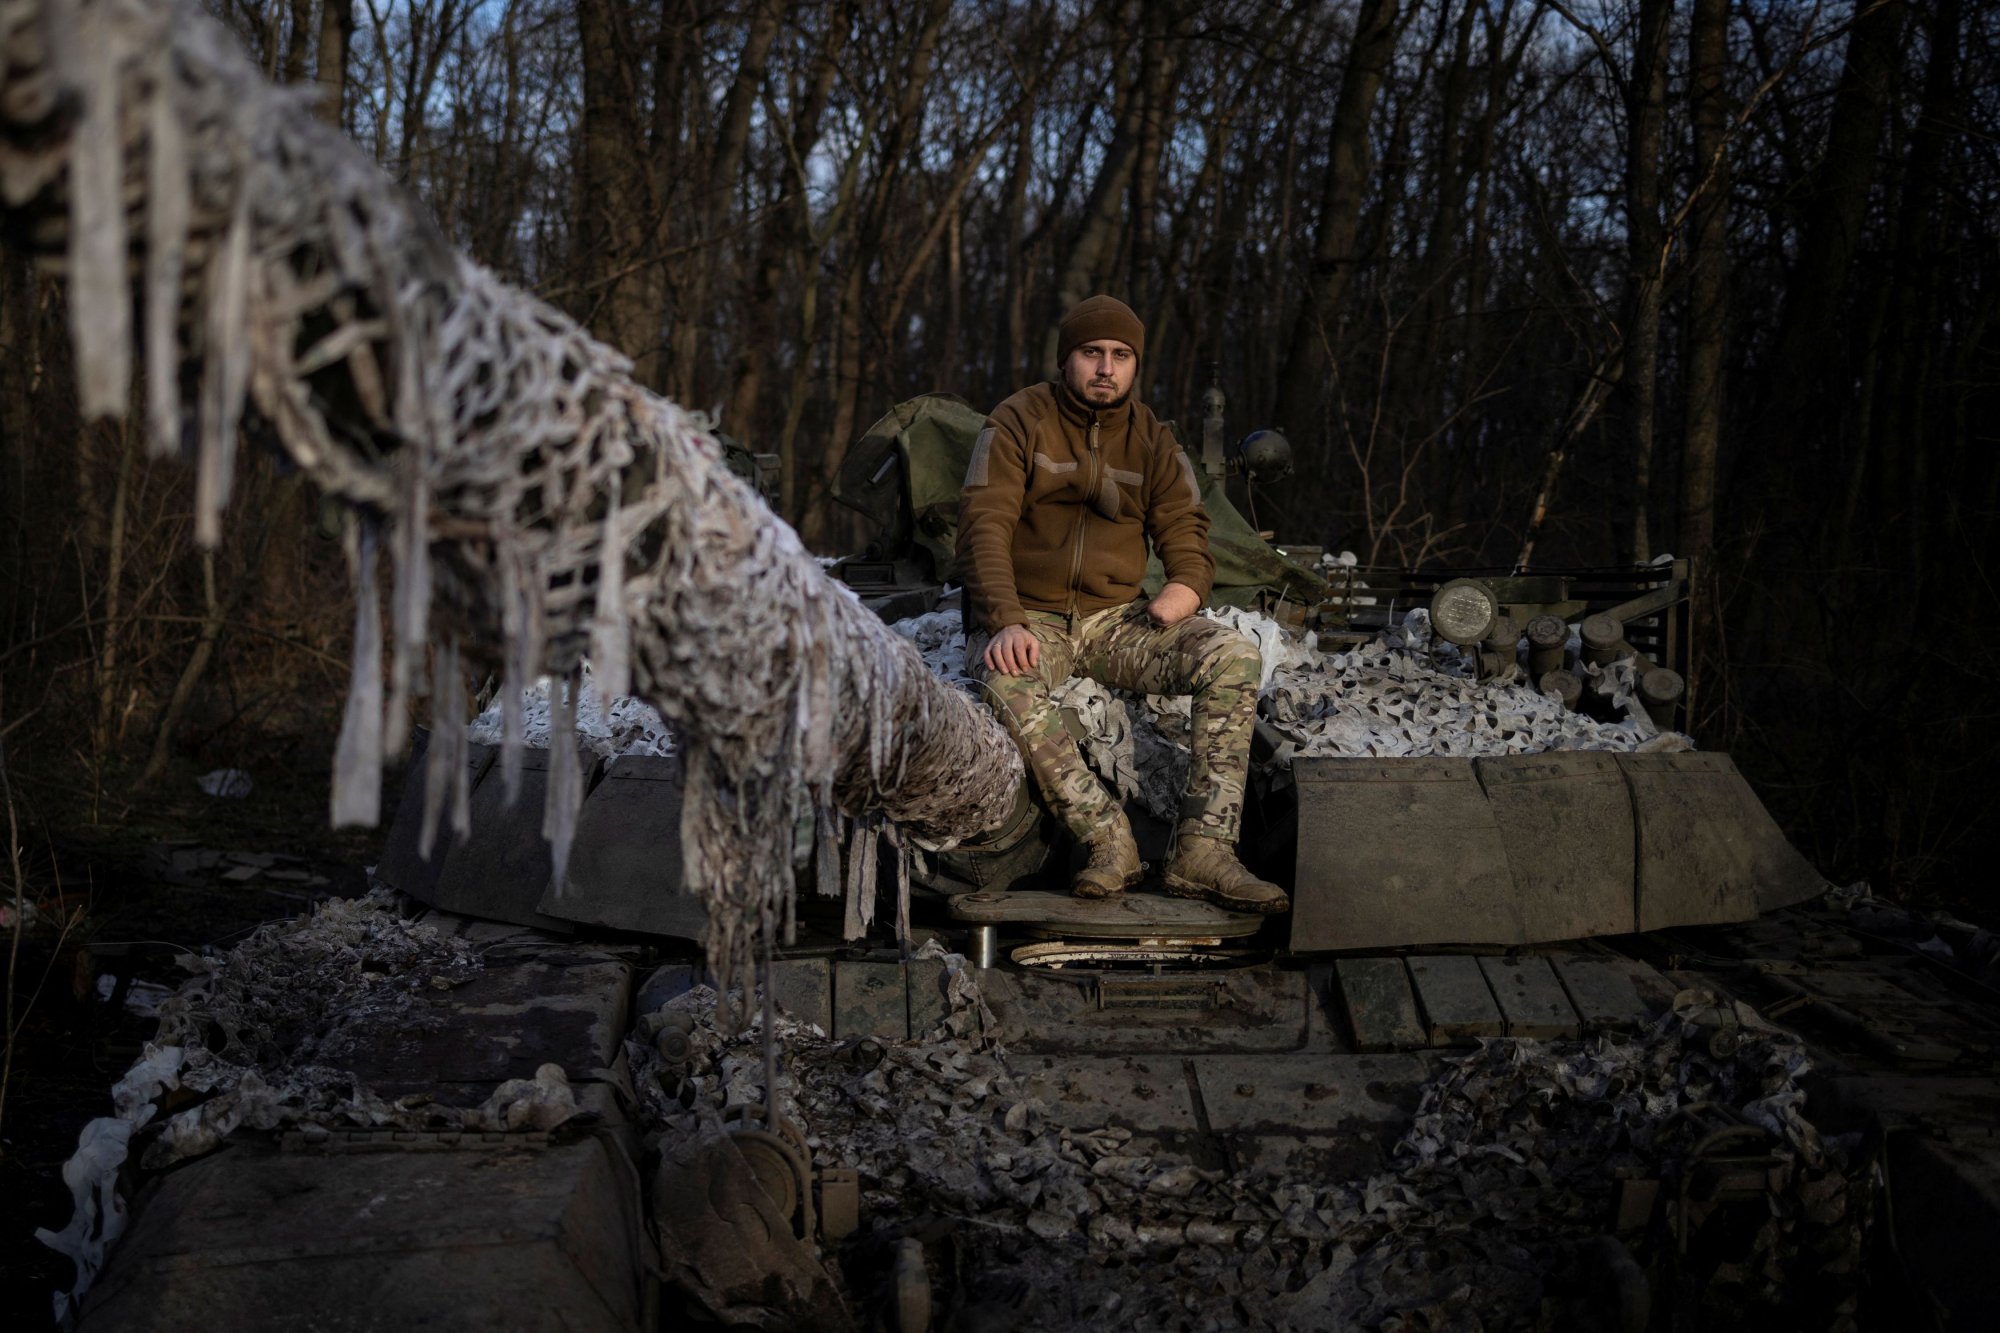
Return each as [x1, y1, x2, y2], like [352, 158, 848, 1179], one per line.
[1621, 0, 1671, 563]
[575, 0, 668, 387]
[1681, 0, 1730, 717]
[1750, 0, 1908, 451]
[1271, 0, 1404, 439]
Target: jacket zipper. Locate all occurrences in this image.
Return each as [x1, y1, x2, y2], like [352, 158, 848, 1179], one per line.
[1067, 417, 1101, 621]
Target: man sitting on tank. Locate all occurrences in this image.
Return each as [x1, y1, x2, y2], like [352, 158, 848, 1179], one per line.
[956, 295, 1289, 915]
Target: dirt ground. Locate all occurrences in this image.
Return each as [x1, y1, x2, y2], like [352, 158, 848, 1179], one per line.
[0, 762, 394, 1330]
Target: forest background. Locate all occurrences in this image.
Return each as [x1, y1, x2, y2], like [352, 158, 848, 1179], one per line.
[0, 0, 1993, 904]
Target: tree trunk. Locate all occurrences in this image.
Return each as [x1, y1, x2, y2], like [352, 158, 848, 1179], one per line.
[1681, 0, 1731, 722]
[1126, 3, 1179, 312]
[877, 97, 1032, 383]
[1622, 0, 1671, 564]
[1881, 0, 1959, 632]
[1751, 0, 1907, 448]
[1437, 1, 1534, 542]
[1833, 270, 1893, 577]
[1048, 29, 1149, 358]
[777, 95, 872, 529]
[1392, 0, 1477, 415]
[941, 206, 962, 395]
[394, 1, 465, 185]
[576, 0, 666, 387]
[817, 0, 952, 528]
[729, 0, 848, 481]
[0, 256, 31, 639]
[681, 0, 781, 407]
[727, 185, 786, 448]
[1272, 0, 1403, 438]
[136, 554, 220, 790]
[1148, 5, 1294, 365]
[314, 0, 352, 129]
[93, 417, 134, 755]
[999, 103, 1034, 398]
[704, 0, 779, 224]
[819, 253, 868, 534]
[1517, 348, 1625, 571]
[282, 0, 312, 84]
[1262, 90, 1302, 422]
[774, 274, 824, 521]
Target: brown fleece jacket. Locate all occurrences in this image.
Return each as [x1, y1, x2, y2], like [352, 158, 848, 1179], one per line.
[957, 381, 1214, 632]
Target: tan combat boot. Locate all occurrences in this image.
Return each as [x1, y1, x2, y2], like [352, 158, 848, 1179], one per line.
[1072, 822, 1143, 899]
[1163, 836, 1290, 914]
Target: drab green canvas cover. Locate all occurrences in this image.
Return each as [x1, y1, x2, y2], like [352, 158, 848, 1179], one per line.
[836, 392, 1326, 609]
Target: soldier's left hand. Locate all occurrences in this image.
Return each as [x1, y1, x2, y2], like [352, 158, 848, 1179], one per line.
[1147, 582, 1201, 628]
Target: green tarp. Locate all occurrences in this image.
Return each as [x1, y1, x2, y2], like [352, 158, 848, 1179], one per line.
[836, 393, 1326, 609]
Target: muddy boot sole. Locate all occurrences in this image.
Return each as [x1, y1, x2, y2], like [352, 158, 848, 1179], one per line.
[1072, 868, 1144, 900]
[1161, 871, 1290, 915]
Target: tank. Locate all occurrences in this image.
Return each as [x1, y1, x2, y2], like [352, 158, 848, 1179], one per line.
[46, 397, 2000, 1333]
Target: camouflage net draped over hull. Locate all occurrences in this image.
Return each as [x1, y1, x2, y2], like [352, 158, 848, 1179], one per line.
[0, 0, 1021, 1007]
[633, 974, 1865, 1331]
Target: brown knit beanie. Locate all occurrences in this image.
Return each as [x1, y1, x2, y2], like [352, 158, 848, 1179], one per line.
[1058, 295, 1145, 364]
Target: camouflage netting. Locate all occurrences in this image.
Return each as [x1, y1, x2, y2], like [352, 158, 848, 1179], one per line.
[487, 604, 1694, 862]
[888, 605, 1688, 827]
[633, 970, 1868, 1332]
[32, 892, 595, 1319]
[44, 886, 1883, 1328]
[0, 0, 1021, 1013]
[468, 665, 677, 761]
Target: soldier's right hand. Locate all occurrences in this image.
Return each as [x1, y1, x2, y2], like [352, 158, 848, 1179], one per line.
[983, 624, 1041, 675]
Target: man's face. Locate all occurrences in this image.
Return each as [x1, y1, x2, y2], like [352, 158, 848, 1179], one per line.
[1062, 340, 1138, 410]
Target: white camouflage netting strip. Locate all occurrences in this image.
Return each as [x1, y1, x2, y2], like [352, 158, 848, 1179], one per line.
[468, 664, 677, 760]
[631, 965, 1864, 1330]
[0, 0, 1022, 1020]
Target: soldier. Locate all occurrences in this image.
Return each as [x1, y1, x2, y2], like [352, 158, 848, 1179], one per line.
[957, 295, 1289, 914]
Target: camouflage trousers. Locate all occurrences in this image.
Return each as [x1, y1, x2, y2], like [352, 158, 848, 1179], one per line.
[969, 602, 1262, 845]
